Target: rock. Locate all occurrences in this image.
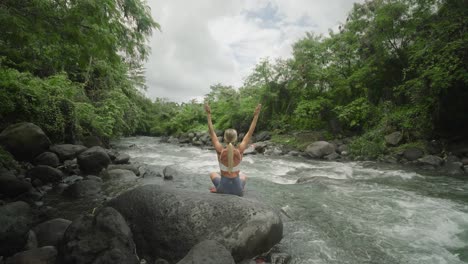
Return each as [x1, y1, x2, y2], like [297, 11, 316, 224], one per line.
[49, 144, 87, 162]
[63, 179, 102, 198]
[0, 123, 51, 161]
[82, 136, 104, 148]
[114, 153, 131, 164]
[163, 165, 182, 180]
[155, 259, 170, 264]
[59, 159, 79, 175]
[105, 149, 119, 161]
[176, 240, 235, 264]
[168, 137, 179, 144]
[215, 130, 224, 137]
[77, 146, 111, 175]
[24, 230, 38, 250]
[264, 146, 283, 156]
[461, 158, 468, 166]
[26, 165, 63, 184]
[270, 253, 292, 264]
[0, 172, 31, 198]
[238, 133, 245, 142]
[305, 141, 336, 159]
[33, 152, 60, 168]
[443, 162, 464, 176]
[178, 135, 191, 144]
[62, 175, 83, 185]
[5, 246, 57, 264]
[58, 207, 139, 264]
[243, 145, 256, 156]
[188, 132, 195, 139]
[254, 131, 271, 142]
[0, 201, 33, 257]
[384, 131, 402, 146]
[427, 140, 443, 155]
[84, 175, 102, 182]
[337, 144, 348, 154]
[217, 136, 223, 143]
[199, 134, 211, 144]
[159, 136, 169, 143]
[403, 147, 424, 161]
[287, 151, 300, 156]
[446, 155, 460, 163]
[447, 141, 468, 157]
[107, 185, 283, 263]
[105, 169, 137, 181]
[324, 152, 340, 161]
[417, 155, 443, 167]
[464, 165, 468, 174]
[108, 164, 140, 176]
[33, 218, 72, 247]
[254, 142, 268, 154]
[192, 140, 203, 146]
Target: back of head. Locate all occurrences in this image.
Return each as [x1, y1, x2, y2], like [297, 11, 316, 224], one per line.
[224, 129, 238, 172]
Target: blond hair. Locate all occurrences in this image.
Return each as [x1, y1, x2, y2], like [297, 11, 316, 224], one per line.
[224, 129, 238, 173]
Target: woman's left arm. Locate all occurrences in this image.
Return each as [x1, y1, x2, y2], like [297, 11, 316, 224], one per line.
[205, 104, 223, 153]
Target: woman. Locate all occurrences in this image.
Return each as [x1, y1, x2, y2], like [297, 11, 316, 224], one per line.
[205, 103, 261, 196]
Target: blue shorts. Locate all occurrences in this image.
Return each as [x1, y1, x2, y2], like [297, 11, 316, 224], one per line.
[212, 175, 244, 196]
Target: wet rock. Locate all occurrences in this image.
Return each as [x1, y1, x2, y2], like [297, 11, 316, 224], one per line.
[63, 179, 102, 198]
[159, 136, 169, 143]
[108, 164, 140, 176]
[58, 207, 139, 264]
[5, 246, 57, 264]
[288, 151, 301, 156]
[0, 123, 51, 161]
[384, 131, 402, 146]
[168, 137, 179, 144]
[270, 253, 292, 264]
[427, 140, 443, 155]
[0, 201, 33, 257]
[77, 146, 111, 175]
[178, 135, 191, 144]
[243, 145, 257, 156]
[0, 172, 32, 198]
[24, 230, 38, 250]
[443, 162, 464, 176]
[417, 155, 443, 167]
[49, 144, 87, 162]
[446, 155, 460, 163]
[84, 175, 102, 182]
[155, 259, 170, 264]
[305, 141, 336, 159]
[33, 218, 72, 247]
[464, 165, 468, 174]
[26, 165, 63, 184]
[176, 240, 235, 264]
[192, 140, 203, 146]
[62, 175, 83, 185]
[461, 158, 468, 166]
[324, 152, 340, 161]
[33, 152, 60, 168]
[254, 142, 268, 154]
[60, 159, 79, 175]
[107, 185, 283, 263]
[337, 144, 348, 154]
[113, 153, 130, 164]
[254, 131, 271, 142]
[105, 169, 137, 181]
[105, 149, 118, 161]
[403, 147, 424, 161]
[163, 165, 182, 180]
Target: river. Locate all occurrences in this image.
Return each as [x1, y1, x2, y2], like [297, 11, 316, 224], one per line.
[63, 136, 468, 264]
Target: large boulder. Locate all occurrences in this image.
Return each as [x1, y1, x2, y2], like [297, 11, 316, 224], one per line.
[107, 185, 283, 263]
[0, 201, 33, 257]
[34, 152, 60, 168]
[417, 155, 443, 167]
[26, 165, 64, 184]
[0, 123, 51, 161]
[58, 207, 139, 264]
[0, 171, 31, 198]
[176, 240, 235, 264]
[305, 141, 336, 159]
[49, 144, 87, 161]
[254, 131, 271, 142]
[104, 169, 137, 181]
[77, 146, 111, 175]
[108, 164, 140, 176]
[403, 147, 424, 161]
[5, 246, 57, 264]
[384, 131, 403, 146]
[33, 218, 72, 247]
[113, 153, 130, 164]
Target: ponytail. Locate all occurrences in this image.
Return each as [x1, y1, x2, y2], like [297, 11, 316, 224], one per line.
[227, 142, 234, 173]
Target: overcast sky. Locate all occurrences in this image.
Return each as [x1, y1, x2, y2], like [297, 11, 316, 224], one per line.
[144, 0, 363, 103]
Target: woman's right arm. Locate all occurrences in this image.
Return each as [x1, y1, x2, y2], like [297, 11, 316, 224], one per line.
[238, 104, 261, 153]
[205, 103, 223, 153]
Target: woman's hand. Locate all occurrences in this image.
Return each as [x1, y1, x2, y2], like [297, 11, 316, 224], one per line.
[254, 104, 262, 116]
[204, 103, 211, 115]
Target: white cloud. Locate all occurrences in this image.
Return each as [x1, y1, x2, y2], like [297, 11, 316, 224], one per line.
[144, 0, 363, 103]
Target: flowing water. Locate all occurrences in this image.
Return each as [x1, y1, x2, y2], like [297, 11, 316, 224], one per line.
[59, 136, 468, 264]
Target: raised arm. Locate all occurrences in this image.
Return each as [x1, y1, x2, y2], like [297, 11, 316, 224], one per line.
[238, 104, 261, 153]
[205, 103, 223, 153]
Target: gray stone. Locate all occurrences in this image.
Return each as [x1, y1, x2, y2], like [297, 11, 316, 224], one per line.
[270, 253, 292, 264]
[0, 123, 51, 161]
[107, 185, 283, 263]
[199, 134, 211, 144]
[168, 137, 179, 144]
[24, 230, 38, 250]
[461, 158, 468, 166]
[446, 155, 460, 163]
[176, 240, 235, 264]
[33, 218, 72, 247]
[254, 131, 271, 142]
[337, 144, 348, 154]
[0, 201, 33, 257]
[254, 142, 268, 154]
[62, 175, 83, 185]
[243, 145, 257, 156]
[324, 152, 340, 161]
[49, 144, 87, 161]
[5, 246, 57, 264]
[105, 169, 137, 181]
[26, 165, 63, 184]
[58, 207, 139, 264]
[63, 180, 102, 198]
[114, 153, 131, 164]
[305, 141, 336, 159]
[84, 175, 103, 182]
[163, 165, 182, 180]
[443, 162, 464, 176]
[0, 172, 31, 198]
[82, 136, 104, 148]
[77, 146, 111, 175]
[108, 164, 140, 176]
[464, 165, 468, 174]
[34, 152, 60, 168]
[417, 155, 443, 167]
[403, 147, 424, 161]
[385, 131, 403, 146]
